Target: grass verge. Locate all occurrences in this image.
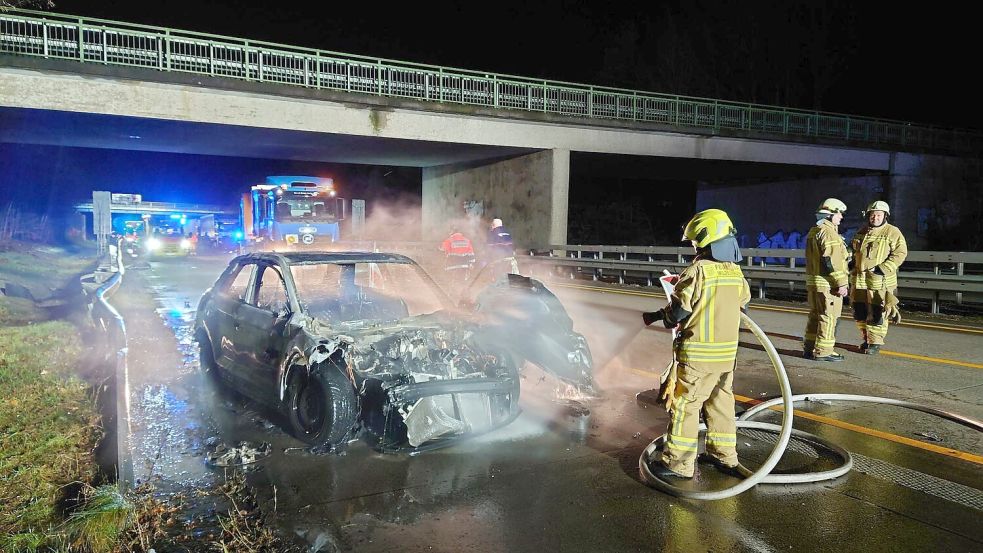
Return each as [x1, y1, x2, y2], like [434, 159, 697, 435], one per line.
[0, 321, 103, 551]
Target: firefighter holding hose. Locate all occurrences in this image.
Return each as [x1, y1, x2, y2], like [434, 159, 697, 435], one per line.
[642, 209, 751, 479]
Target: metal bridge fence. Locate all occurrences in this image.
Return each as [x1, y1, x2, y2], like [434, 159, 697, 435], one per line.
[521, 245, 983, 315]
[3, 8, 982, 152]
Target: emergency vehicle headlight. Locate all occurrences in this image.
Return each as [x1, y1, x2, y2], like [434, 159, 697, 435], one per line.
[329, 190, 336, 197]
[180, 239, 191, 249]
[146, 238, 160, 251]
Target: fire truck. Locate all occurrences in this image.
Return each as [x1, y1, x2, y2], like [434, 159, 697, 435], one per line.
[241, 176, 347, 247]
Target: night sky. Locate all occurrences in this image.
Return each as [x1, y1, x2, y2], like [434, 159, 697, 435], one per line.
[1, 0, 977, 237]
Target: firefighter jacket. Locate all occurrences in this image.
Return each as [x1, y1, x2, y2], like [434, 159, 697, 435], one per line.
[850, 223, 908, 291]
[805, 219, 849, 290]
[671, 258, 751, 371]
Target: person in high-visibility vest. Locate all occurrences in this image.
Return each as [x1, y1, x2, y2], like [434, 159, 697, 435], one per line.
[439, 229, 476, 282]
[803, 198, 850, 361]
[850, 201, 908, 354]
[641, 208, 751, 479]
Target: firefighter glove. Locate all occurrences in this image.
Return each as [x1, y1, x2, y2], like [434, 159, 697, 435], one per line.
[658, 361, 678, 412]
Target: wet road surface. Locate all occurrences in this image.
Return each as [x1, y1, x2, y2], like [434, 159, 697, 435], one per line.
[119, 254, 982, 552]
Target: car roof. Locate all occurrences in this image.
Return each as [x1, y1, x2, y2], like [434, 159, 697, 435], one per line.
[235, 251, 415, 266]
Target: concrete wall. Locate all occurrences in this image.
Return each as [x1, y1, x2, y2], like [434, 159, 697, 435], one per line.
[422, 149, 569, 248]
[697, 176, 887, 248]
[696, 152, 982, 250]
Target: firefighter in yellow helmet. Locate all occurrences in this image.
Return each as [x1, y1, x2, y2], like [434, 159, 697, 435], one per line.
[641, 208, 751, 479]
[850, 201, 908, 354]
[803, 198, 850, 362]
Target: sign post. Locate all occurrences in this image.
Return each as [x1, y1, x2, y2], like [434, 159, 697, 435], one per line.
[92, 191, 112, 256]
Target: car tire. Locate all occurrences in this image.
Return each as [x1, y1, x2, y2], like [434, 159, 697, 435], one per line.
[196, 330, 221, 383]
[286, 364, 357, 447]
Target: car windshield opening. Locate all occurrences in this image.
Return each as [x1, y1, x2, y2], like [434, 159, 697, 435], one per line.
[291, 262, 447, 323]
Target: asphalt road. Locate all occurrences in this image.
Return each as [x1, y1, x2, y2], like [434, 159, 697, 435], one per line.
[120, 253, 983, 552]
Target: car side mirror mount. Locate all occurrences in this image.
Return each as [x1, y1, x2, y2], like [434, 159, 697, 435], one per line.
[272, 305, 290, 320]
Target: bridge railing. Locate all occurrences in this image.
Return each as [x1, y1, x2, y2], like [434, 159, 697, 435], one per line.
[3, 8, 981, 152]
[521, 245, 983, 314]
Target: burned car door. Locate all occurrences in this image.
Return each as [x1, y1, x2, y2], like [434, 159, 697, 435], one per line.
[209, 262, 256, 373]
[474, 274, 593, 390]
[234, 263, 292, 405]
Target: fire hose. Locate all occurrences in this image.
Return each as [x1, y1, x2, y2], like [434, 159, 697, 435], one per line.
[637, 276, 983, 501]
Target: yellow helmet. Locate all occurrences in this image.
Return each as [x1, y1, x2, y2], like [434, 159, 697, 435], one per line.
[817, 198, 847, 215]
[864, 200, 890, 215]
[682, 209, 737, 249]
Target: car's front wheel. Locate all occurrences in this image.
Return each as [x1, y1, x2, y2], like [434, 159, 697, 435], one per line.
[196, 329, 221, 384]
[286, 364, 357, 448]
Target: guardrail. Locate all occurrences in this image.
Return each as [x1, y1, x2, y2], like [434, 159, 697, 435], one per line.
[3, 8, 982, 152]
[522, 245, 983, 314]
[81, 239, 132, 490]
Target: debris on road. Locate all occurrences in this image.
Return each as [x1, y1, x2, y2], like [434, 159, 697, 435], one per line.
[205, 441, 272, 467]
[914, 431, 943, 442]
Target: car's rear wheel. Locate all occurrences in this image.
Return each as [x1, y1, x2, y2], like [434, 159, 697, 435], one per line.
[286, 364, 357, 447]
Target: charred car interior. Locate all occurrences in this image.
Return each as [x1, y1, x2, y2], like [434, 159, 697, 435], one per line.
[194, 252, 593, 453]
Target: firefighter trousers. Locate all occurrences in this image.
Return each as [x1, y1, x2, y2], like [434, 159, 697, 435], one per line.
[804, 288, 843, 356]
[660, 363, 737, 477]
[852, 288, 889, 345]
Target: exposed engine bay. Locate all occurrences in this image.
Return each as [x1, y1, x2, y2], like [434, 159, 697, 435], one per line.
[341, 323, 519, 449]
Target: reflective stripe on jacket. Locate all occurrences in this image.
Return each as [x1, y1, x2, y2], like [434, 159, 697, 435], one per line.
[671, 258, 751, 370]
[805, 219, 849, 289]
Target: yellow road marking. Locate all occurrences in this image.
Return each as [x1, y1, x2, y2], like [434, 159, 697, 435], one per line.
[555, 281, 983, 335]
[558, 283, 983, 369]
[731, 393, 983, 466]
[627, 368, 983, 465]
[878, 350, 983, 369]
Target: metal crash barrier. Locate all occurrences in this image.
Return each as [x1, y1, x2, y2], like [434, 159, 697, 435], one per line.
[80, 239, 133, 490]
[522, 245, 983, 314]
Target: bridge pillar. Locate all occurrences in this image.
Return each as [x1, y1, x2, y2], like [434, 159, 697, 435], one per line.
[886, 152, 981, 251]
[422, 149, 569, 249]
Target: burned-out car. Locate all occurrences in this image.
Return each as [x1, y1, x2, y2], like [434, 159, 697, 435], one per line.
[194, 252, 592, 452]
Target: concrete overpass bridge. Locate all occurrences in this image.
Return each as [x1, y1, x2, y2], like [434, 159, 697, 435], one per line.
[74, 199, 235, 216]
[2, 8, 980, 248]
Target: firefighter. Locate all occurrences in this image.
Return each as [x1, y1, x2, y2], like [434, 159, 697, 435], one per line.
[803, 198, 850, 361]
[486, 218, 519, 274]
[439, 228, 476, 282]
[641, 208, 751, 479]
[850, 201, 908, 354]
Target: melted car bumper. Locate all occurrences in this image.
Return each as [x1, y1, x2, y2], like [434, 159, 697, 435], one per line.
[383, 377, 520, 451]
